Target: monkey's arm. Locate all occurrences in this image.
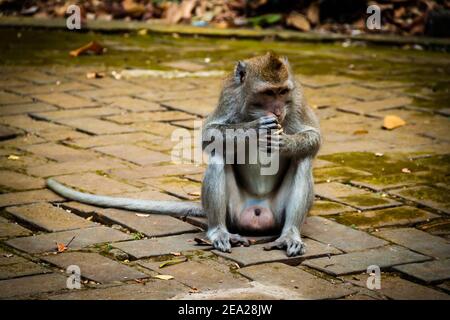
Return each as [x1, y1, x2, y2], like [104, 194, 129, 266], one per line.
[279, 126, 321, 157]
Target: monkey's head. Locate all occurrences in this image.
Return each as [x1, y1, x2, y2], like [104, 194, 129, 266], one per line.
[233, 52, 295, 123]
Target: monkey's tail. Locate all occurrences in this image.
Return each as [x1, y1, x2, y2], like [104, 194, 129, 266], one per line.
[46, 178, 205, 217]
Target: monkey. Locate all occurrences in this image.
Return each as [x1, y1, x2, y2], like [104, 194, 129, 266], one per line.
[46, 52, 321, 257]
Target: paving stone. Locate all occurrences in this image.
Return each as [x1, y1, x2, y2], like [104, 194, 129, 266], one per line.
[303, 245, 430, 276]
[309, 200, 355, 216]
[161, 97, 217, 117]
[109, 164, 204, 181]
[0, 169, 44, 190]
[213, 239, 341, 267]
[394, 259, 450, 283]
[374, 227, 450, 259]
[112, 232, 209, 259]
[94, 144, 171, 166]
[343, 274, 450, 300]
[238, 263, 355, 299]
[55, 172, 140, 195]
[302, 216, 388, 252]
[0, 249, 28, 265]
[36, 128, 90, 142]
[299, 75, 354, 88]
[131, 121, 182, 137]
[106, 111, 196, 125]
[0, 91, 33, 105]
[97, 208, 200, 237]
[322, 84, 393, 101]
[78, 85, 148, 99]
[0, 189, 63, 208]
[27, 158, 128, 177]
[98, 96, 165, 112]
[139, 260, 249, 291]
[31, 106, 121, 121]
[337, 96, 412, 116]
[0, 124, 21, 140]
[350, 173, 429, 191]
[42, 252, 147, 283]
[33, 92, 97, 109]
[0, 273, 68, 299]
[6, 226, 131, 254]
[0, 102, 57, 116]
[68, 132, 162, 149]
[142, 176, 201, 200]
[313, 166, 372, 183]
[315, 182, 400, 210]
[171, 119, 202, 130]
[17, 70, 61, 85]
[55, 117, 136, 135]
[6, 203, 96, 232]
[0, 217, 32, 237]
[21, 143, 97, 162]
[389, 185, 450, 214]
[0, 259, 49, 280]
[49, 280, 187, 300]
[438, 281, 450, 293]
[0, 115, 66, 134]
[333, 206, 439, 230]
[15, 81, 94, 95]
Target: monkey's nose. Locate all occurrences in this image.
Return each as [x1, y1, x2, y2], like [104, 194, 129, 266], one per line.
[254, 208, 261, 216]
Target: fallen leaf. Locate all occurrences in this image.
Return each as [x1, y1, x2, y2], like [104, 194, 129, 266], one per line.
[353, 129, 368, 135]
[159, 257, 188, 268]
[56, 243, 67, 253]
[86, 216, 93, 221]
[286, 12, 311, 31]
[383, 115, 406, 130]
[375, 152, 384, 157]
[306, 2, 320, 25]
[7, 155, 20, 160]
[194, 237, 212, 246]
[189, 287, 199, 293]
[402, 168, 412, 174]
[170, 252, 182, 256]
[3, 254, 13, 258]
[188, 191, 201, 197]
[136, 213, 150, 217]
[86, 72, 105, 79]
[70, 41, 105, 57]
[122, 0, 146, 16]
[153, 274, 174, 280]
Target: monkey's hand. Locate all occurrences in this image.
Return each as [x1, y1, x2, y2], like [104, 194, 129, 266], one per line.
[207, 227, 250, 253]
[263, 228, 306, 257]
[258, 129, 286, 154]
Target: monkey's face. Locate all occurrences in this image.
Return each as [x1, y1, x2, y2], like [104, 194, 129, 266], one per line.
[234, 52, 294, 123]
[247, 84, 292, 122]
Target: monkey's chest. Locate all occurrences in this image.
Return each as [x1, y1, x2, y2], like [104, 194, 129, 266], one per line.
[233, 157, 290, 197]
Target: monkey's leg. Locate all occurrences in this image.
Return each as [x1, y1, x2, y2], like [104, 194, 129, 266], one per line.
[264, 158, 314, 256]
[202, 157, 249, 253]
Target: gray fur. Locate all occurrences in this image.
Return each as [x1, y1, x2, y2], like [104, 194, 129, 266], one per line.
[46, 178, 204, 217]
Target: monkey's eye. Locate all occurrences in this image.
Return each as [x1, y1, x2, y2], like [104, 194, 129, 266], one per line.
[263, 90, 275, 96]
[280, 88, 289, 95]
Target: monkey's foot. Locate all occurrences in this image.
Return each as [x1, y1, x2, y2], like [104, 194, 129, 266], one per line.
[263, 234, 306, 257]
[208, 228, 250, 253]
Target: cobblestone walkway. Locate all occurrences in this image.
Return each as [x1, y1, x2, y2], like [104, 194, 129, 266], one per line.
[0, 65, 449, 300]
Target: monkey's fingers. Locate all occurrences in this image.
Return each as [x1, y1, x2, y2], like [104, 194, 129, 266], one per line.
[259, 115, 279, 124]
[263, 240, 285, 251]
[229, 234, 250, 247]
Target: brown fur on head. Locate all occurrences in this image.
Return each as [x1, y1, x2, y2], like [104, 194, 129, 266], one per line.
[232, 52, 296, 122]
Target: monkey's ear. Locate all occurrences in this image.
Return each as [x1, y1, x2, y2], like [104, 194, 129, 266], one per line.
[234, 61, 246, 84]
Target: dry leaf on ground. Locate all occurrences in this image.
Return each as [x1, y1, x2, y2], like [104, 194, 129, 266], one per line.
[153, 274, 174, 280]
[70, 41, 105, 57]
[286, 12, 311, 31]
[382, 115, 406, 130]
[159, 257, 188, 268]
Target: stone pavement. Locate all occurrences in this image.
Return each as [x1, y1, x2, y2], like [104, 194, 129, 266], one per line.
[0, 65, 449, 300]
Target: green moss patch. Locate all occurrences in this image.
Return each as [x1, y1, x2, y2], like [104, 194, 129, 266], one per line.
[334, 206, 438, 229]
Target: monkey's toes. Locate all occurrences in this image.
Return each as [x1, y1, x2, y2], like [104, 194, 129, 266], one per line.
[229, 234, 250, 247]
[286, 241, 306, 257]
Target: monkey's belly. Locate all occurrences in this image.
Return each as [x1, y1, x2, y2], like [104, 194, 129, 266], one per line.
[234, 159, 289, 197]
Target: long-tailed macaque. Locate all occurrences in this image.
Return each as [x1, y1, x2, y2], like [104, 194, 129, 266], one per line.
[47, 52, 321, 257]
